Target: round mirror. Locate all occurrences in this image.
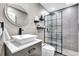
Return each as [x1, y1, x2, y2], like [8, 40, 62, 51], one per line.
[4, 4, 28, 27]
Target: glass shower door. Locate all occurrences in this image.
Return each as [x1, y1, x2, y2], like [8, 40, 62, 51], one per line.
[44, 11, 62, 54]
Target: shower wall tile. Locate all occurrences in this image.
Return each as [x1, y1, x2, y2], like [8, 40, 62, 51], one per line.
[62, 5, 78, 52]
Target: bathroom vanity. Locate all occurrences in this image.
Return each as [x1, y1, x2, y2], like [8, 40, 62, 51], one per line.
[5, 39, 42, 56]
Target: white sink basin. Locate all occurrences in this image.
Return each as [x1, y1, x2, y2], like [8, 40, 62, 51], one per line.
[12, 34, 37, 44]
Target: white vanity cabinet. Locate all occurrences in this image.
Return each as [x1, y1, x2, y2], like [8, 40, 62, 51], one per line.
[5, 41, 42, 56]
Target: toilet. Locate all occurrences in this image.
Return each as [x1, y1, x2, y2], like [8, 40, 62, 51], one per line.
[42, 43, 55, 56]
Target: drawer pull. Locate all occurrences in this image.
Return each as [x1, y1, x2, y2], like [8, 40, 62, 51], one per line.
[28, 48, 36, 54]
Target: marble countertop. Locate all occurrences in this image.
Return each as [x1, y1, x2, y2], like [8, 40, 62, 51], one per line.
[4, 39, 42, 54]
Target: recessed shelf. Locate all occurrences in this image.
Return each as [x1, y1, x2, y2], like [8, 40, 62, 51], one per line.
[34, 21, 39, 23]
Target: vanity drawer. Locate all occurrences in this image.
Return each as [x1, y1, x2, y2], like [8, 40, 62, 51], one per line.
[6, 42, 42, 56]
[28, 42, 41, 56]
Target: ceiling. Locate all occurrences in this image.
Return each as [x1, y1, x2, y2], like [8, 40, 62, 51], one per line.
[41, 3, 76, 12]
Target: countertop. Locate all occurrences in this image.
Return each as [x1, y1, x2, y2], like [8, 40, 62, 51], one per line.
[4, 39, 42, 54]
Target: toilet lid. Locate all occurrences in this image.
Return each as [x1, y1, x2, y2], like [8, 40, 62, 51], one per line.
[43, 44, 55, 51]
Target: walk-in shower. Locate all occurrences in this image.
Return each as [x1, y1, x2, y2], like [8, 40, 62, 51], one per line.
[44, 4, 79, 56]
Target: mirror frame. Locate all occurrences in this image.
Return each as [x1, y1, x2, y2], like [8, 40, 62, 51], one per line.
[4, 4, 27, 27]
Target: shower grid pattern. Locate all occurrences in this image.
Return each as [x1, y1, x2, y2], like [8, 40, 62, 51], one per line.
[44, 11, 63, 54]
